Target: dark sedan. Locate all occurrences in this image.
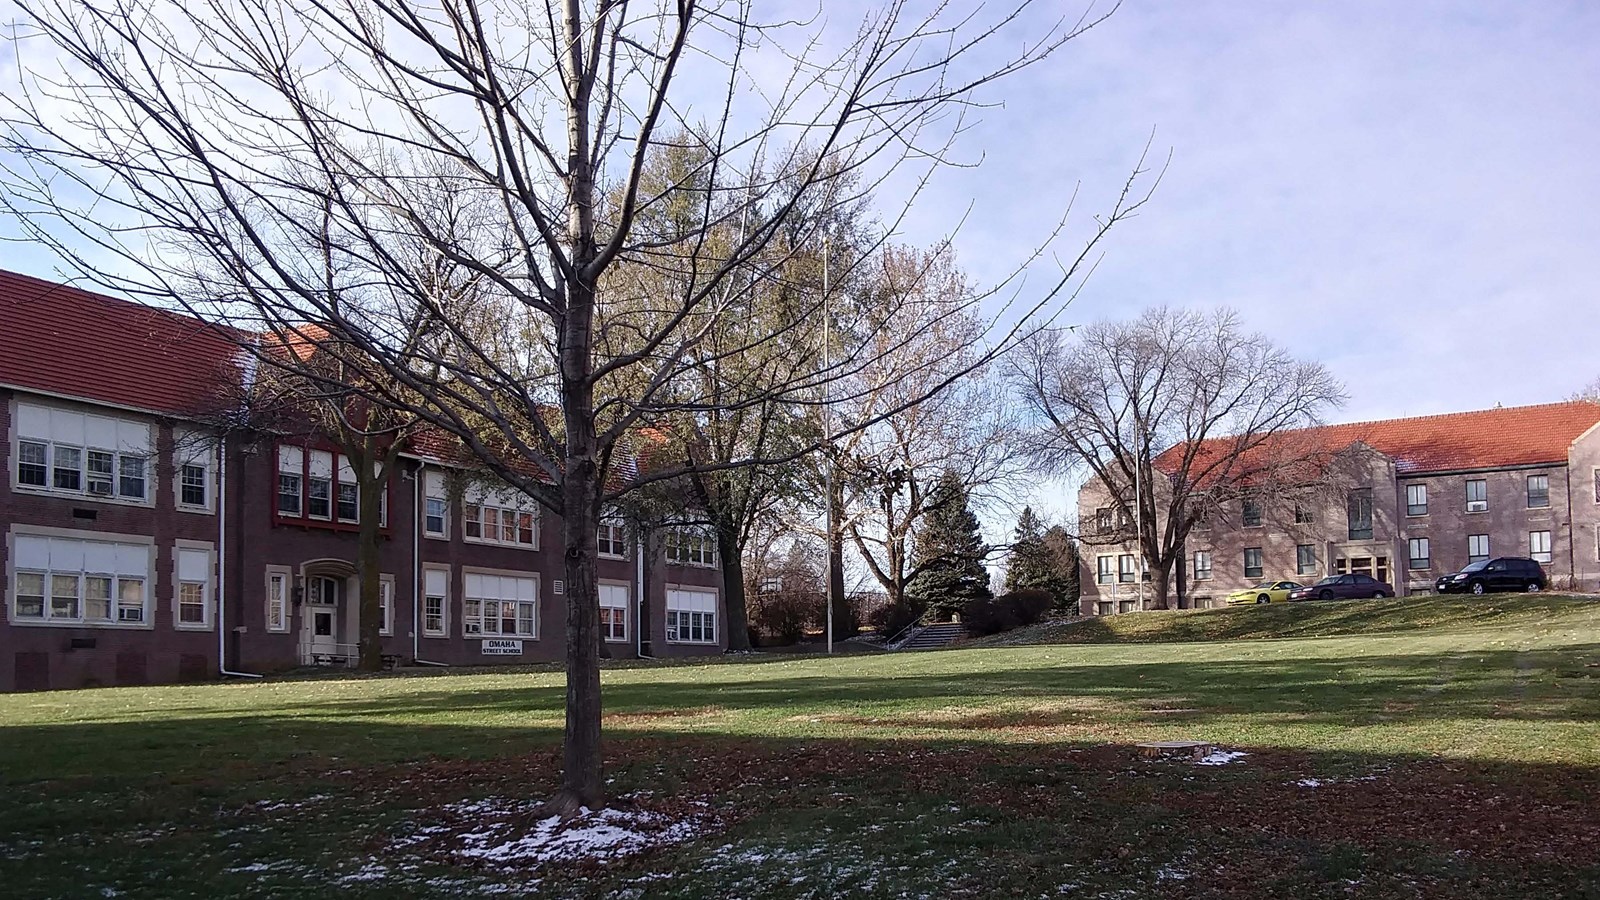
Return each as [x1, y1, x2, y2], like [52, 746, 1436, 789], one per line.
[1288, 573, 1393, 601]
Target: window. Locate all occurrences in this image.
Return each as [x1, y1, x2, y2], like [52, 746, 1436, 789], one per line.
[1594, 468, 1600, 504]
[598, 520, 628, 558]
[266, 571, 289, 632]
[9, 535, 149, 626]
[463, 489, 538, 548]
[1094, 508, 1113, 534]
[1408, 538, 1430, 570]
[1192, 551, 1212, 581]
[600, 584, 629, 642]
[1468, 533, 1490, 563]
[180, 464, 208, 507]
[1346, 488, 1373, 540]
[422, 568, 448, 636]
[1406, 484, 1428, 517]
[1243, 547, 1263, 579]
[1118, 554, 1135, 583]
[176, 548, 211, 628]
[13, 404, 152, 502]
[1529, 530, 1552, 564]
[17, 440, 48, 486]
[277, 445, 386, 527]
[1242, 497, 1262, 527]
[278, 446, 304, 515]
[1466, 479, 1487, 512]
[666, 588, 717, 643]
[379, 578, 394, 636]
[337, 483, 359, 522]
[1296, 544, 1316, 576]
[1293, 501, 1314, 525]
[307, 449, 332, 519]
[665, 526, 716, 567]
[463, 573, 537, 637]
[1527, 475, 1549, 509]
[421, 497, 446, 536]
[1095, 556, 1114, 585]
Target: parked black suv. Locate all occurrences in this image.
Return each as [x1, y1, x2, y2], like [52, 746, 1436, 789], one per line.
[1435, 557, 1547, 595]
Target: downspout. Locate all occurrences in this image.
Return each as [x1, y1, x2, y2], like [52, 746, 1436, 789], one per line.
[412, 464, 449, 667]
[1565, 463, 1577, 590]
[218, 439, 261, 679]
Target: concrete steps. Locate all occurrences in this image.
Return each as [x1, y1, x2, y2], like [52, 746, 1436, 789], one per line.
[897, 621, 966, 651]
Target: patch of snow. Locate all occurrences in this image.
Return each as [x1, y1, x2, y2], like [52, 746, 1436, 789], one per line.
[1295, 778, 1328, 788]
[397, 798, 708, 869]
[337, 860, 390, 883]
[1195, 750, 1248, 766]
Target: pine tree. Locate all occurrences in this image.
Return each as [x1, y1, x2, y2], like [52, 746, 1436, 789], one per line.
[1004, 506, 1052, 595]
[1041, 526, 1082, 612]
[906, 470, 992, 617]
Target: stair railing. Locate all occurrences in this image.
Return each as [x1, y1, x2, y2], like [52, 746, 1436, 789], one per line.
[885, 612, 931, 651]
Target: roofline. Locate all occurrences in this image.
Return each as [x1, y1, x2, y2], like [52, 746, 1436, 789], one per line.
[2, 381, 219, 424]
[1572, 417, 1600, 449]
[1396, 460, 1567, 479]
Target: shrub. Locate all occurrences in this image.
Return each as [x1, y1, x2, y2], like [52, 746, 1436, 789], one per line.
[748, 590, 816, 646]
[869, 600, 925, 640]
[964, 589, 1053, 637]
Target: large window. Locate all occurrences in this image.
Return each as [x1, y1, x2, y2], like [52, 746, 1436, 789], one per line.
[1117, 554, 1136, 583]
[1466, 479, 1488, 512]
[462, 573, 537, 637]
[423, 472, 449, 537]
[422, 568, 449, 636]
[1242, 497, 1262, 527]
[1526, 475, 1550, 509]
[1468, 534, 1490, 563]
[1346, 489, 1373, 540]
[598, 520, 628, 558]
[265, 570, 289, 632]
[13, 403, 151, 502]
[665, 526, 716, 567]
[1192, 551, 1212, 581]
[1529, 530, 1552, 564]
[1408, 538, 1430, 570]
[10, 535, 149, 626]
[277, 445, 386, 527]
[1095, 556, 1113, 585]
[666, 588, 717, 643]
[1243, 547, 1264, 579]
[1405, 484, 1428, 517]
[463, 483, 537, 548]
[1296, 544, 1317, 576]
[599, 584, 629, 642]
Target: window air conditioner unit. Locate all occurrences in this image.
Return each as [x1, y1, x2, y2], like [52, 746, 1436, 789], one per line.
[88, 482, 114, 496]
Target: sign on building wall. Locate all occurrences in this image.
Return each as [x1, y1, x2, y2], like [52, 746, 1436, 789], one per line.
[481, 639, 524, 656]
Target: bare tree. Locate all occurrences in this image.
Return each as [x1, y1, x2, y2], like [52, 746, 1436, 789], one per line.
[1570, 376, 1600, 403]
[2, 0, 1152, 812]
[1012, 307, 1345, 609]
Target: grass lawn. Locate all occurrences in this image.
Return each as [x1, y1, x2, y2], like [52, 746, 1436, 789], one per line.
[3, 595, 1599, 898]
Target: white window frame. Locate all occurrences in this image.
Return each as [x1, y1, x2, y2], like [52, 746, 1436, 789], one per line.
[8, 533, 153, 628]
[173, 544, 215, 631]
[1405, 483, 1428, 517]
[462, 570, 538, 638]
[265, 567, 292, 633]
[12, 404, 153, 505]
[173, 431, 216, 513]
[1529, 530, 1552, 564]
[422, 566, 450, 637]
[463, 497, 538, 549]
[1117, 554, 1136, 583]
[1465, 479, 1488, 513]
[1468, 533, 1490, 563]
[597, 519, 628, 559]
[1095, 555, 1114, 585]
[1192, 551, 1212, 581]
[664, 525, 716, 567]
[379, 575, 395, 636]
[665, 587, 718, 644]
[1408, 537, 1430, 570]
[599, 582, 629, 642]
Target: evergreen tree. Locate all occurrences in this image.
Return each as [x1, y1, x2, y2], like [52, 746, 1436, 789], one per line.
[1041, 526, 1082, 612]
[1004, 506, 1052, 595]
[906, 470, 992, 617]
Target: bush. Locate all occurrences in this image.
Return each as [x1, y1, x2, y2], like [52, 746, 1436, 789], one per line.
[868, 600, 925, 640]
[963, 589, 1053, 637]
[748, 590, 817, 646]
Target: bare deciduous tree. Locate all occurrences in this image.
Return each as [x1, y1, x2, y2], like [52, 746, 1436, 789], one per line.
[2, 0, 1151, 812]
[1012, 307, 1345, 608]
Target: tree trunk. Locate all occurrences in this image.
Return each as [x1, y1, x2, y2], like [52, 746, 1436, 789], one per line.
[554, 390, 604, 815]
[1150, 562, 1173, 611]
[716, 521, 751, 651]
[355, 470, 384, 672]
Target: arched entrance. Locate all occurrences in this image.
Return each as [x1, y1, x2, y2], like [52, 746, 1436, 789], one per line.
[298, 559, 357, 666]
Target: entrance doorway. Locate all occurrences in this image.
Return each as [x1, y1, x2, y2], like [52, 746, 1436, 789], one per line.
[300, 574, 350, 665]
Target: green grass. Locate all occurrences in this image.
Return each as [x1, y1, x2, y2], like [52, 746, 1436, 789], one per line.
[3, 595, 1599, 898]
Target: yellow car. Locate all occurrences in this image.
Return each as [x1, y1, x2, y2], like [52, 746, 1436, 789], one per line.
[1226, 580, 1302, 605]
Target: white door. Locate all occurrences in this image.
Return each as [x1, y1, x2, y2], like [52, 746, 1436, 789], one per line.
[302, 575, 342, 663]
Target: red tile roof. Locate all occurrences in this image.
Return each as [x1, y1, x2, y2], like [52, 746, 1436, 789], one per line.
[1157, 401, 1600, 479]
[0, 269, 243, 417]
